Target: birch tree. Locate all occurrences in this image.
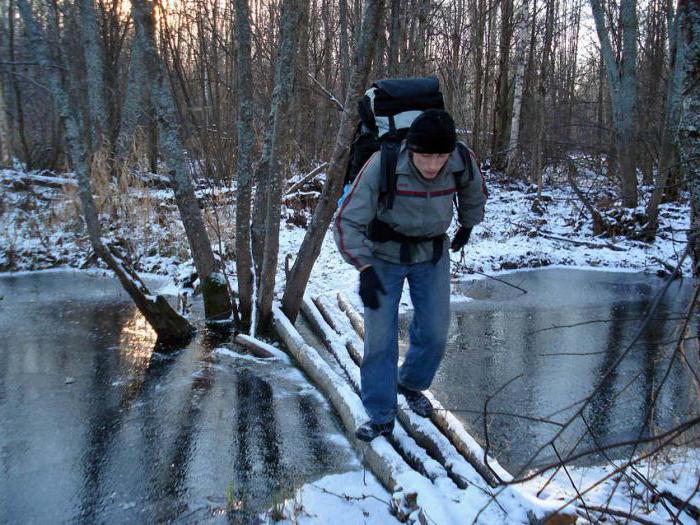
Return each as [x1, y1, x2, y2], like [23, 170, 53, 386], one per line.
[281, 0, 386, 324]
[131, 0, 233, 322]
[15, 0, 193, 344]
[590, 0, 640, 208]
[506, 0, 531, 176]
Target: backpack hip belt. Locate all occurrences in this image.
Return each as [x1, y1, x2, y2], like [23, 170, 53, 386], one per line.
[367, 218, 445, 265]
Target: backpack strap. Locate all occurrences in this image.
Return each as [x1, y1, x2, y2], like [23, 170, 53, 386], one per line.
[380, 115, 401, 209]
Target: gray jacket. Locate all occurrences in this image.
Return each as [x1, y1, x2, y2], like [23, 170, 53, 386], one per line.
[334, 142, 487, 268]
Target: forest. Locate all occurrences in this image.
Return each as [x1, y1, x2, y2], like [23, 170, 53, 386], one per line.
[1, 0, 699, 522]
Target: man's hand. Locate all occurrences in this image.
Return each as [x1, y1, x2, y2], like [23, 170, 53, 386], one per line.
[450, 226, 472, 252]
[359, 266, 386, 310]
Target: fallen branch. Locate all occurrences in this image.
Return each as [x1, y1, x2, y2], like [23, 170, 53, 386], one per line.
[581, 505, 660, 525]
[540, 233, 626, 251]
[283, 162, 328, 198]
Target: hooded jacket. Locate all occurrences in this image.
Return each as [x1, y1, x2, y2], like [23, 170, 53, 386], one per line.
[334, 141, 487, 268]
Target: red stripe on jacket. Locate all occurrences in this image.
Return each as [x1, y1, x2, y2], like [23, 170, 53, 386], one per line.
[335, 152, 380, 269]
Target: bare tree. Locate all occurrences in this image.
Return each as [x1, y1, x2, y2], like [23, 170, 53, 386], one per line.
[281, 0, 386, 324]
[234, 0, 255, 331]
[131, 0, 233, 321]
[256, 0, 306, 330]
[15, 0, 193, 344]
[645, 1, 687, 235]
[677, 0, 700, 274]
[506, 0, 531, 176]
[590, 0, 640, 208]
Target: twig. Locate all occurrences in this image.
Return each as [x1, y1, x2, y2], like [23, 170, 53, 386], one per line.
[583, 505, 660, 525]
[552, 443, 593, 524]
[472, 270, 528, 294]
[483, 373, 523, 481]
[306, 72, 344, 110]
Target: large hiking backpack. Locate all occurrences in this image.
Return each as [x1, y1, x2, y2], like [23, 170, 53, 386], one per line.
[342, 76, 474, 210]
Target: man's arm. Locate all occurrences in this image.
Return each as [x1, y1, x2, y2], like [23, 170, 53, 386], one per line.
[333, 152, 382, 269]
[456, 148, 487, 228]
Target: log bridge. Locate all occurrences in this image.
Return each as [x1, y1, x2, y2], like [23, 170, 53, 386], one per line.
[272, 293, 573, 524]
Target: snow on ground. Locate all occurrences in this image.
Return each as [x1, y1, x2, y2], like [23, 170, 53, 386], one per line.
[1, 166, 696, 523]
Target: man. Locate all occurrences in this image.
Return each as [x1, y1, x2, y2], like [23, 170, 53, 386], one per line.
[334, 109, 487, 441]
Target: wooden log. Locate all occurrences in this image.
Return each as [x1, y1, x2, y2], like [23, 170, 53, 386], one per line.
[337, 292, 365, 339]
[233, 333, 278, 359]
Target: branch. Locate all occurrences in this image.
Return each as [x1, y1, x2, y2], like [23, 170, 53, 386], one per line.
[283, 162, 328, 197]
[306, 72, 344, 110]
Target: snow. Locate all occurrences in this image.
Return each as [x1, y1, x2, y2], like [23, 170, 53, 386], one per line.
[1, 166, 696, 523]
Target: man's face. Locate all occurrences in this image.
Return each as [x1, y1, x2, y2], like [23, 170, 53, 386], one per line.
[411, 152, 450, 179]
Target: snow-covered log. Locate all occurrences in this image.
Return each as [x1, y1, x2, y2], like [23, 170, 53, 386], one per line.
[337, 292, 365, 339]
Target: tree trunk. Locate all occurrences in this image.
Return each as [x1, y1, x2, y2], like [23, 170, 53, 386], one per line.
[79, 0, 109, 149]
[8, 0, 31, 169]
[590, 0, 639, 208]
[256, 0, 305, 330]
[677, 0, 700, 275]
[131, 0, 233, 321]
[339, 0, 350, 98]
[0, 72, 11, 166]
[505, 0, 530, 176]
[471, 0, 486, 155]
[491, 0, 513, 170]
[280, 0, 385, 324]
[234, 0, 255, 332]
[529, 0, 555, 189]
[16, 0, 193, 344]
[645, 3, 685, 233]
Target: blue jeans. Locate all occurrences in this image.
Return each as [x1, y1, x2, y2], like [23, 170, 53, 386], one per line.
[361, 251, 451, 424]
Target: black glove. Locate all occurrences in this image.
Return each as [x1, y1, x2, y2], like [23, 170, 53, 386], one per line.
[359, 266, 386, 310]
[450, 226, 472, 252]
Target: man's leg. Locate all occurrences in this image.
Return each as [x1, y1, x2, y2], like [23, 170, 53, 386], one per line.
[399, 249, 451, 391]
[361, 258, 406, 424]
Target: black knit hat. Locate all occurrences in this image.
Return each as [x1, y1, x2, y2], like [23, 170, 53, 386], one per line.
[406, 109, 457, 154]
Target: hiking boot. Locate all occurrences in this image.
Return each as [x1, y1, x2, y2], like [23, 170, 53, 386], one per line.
[355, 420, 394, 442]
[398, 384, 433, 417]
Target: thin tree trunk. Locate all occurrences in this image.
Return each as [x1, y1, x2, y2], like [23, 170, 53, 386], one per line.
[677, 0, 699, 275]
[645, 3, 685, 233]
[256, 0, 305, 330]
[79, 0, 109, 149]
[590, 0, 639, 207]
[339, 0, 350, 97]
[280, 0, 385, 324]
[8, 0, 31, 169]
[388, 0, 401, 76]
[506, 0, 530, 176]
[471, 0, 486, 156]
[131, 0, 233, 321]
[16, 0, 193, 344]
[234, 0, 255, 332]
[491, 0, 513, 170]
[530, 0, 555, 189]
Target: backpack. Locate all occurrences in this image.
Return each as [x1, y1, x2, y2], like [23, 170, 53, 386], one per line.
[341, 76, 474, 210]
